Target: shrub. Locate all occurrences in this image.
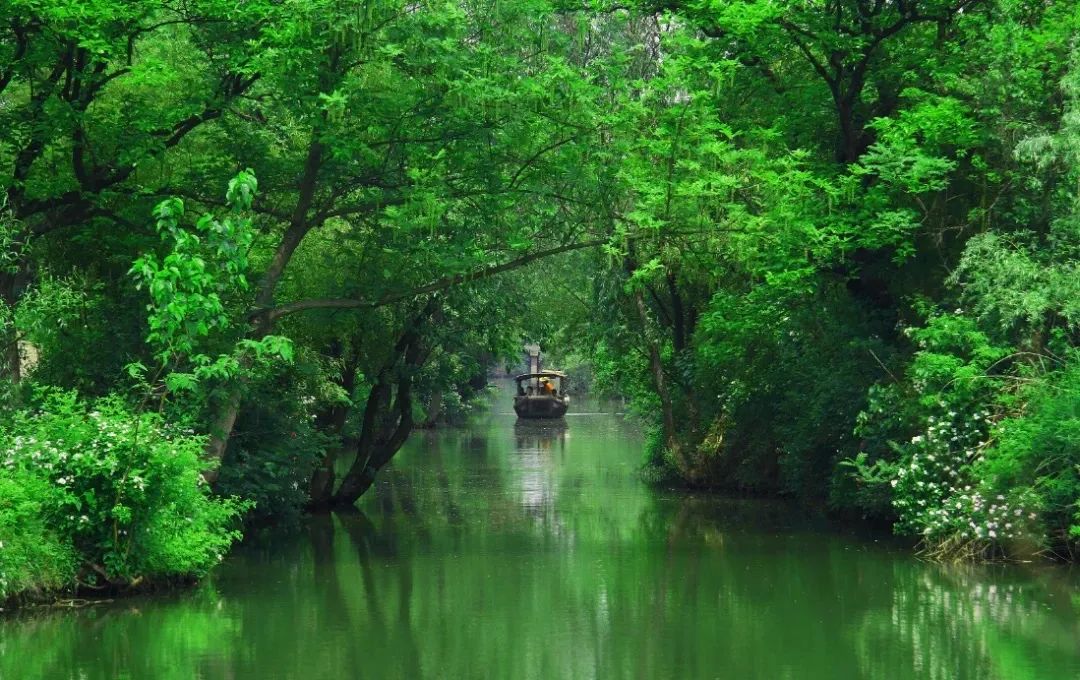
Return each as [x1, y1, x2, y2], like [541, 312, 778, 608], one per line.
[212, 358, 333, 523]
[888, 409, 1039, 556]
[0, 472, 76, 602]
[691, 279, 893, 499]
[0, 391, 247, 594]
[215, 402, 327, 524]
[981, 356, 1080, 554]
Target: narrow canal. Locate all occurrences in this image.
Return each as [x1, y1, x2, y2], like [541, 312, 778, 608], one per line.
[2, 382, 1079, 679]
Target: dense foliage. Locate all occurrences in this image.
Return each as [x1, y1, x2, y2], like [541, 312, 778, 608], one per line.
[2, 0, 1079, 603]
[536, 0, 1080, 561]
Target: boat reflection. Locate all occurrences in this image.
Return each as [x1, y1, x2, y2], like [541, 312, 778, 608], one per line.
[513, 418, 567, 454]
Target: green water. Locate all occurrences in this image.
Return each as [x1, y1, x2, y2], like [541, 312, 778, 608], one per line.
[3, 385, 1080, 680]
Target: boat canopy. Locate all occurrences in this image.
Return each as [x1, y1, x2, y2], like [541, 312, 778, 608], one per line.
[513, 370, 567, 383]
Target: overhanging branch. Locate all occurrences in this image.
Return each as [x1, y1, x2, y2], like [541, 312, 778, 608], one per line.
[259, 226, 735, 322]
[260, 236, 613, 321]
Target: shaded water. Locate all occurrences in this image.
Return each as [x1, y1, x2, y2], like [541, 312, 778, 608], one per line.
[3, 383, 1080, 679]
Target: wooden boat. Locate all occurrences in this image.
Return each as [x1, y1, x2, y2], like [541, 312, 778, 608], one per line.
[513, 371, 569, 419]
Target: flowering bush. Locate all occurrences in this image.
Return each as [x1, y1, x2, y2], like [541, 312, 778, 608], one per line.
[846, 305, 1080, 560]
[889, 408, 1038, 558]
[848, 312, 1042, 558]
[1, 391, 247, 595]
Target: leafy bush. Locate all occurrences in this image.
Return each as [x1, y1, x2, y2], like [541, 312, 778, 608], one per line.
[211, 349, 350, 522]
[215, 399, 327, 524]
[981, 356, 1080, 553]
[0, 471, 76, 602]
[691, 279, 892, 499]
[0, 391, 247, 593]
[14, 275, 144, 395]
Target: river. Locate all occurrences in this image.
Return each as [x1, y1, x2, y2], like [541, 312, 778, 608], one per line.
[2, 382, 1079, 679]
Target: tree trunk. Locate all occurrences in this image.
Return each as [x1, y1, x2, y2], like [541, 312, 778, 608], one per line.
[662, 272, 687, 351]
[422, 390, 443, 428]
[333, 324, 429, 507]
[836, 96, 863, 164]
[633, 289, 683, 469]
[201, 384, 242, 485]
[308, 352, 359, 509]
[202, 136, 325, 475]
[0, 269, 21, 383]
[333, 379, 415, 507]
[333, 373, 417, 507]
[0, 216, 31, 382]
[331, 372, 392, 506]
[663, 272, 702, 439]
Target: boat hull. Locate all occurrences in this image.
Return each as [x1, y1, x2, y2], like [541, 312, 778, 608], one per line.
[513, 395, 568, 419]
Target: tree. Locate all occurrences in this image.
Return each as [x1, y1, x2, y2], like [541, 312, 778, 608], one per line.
[0, 0, 262, 379]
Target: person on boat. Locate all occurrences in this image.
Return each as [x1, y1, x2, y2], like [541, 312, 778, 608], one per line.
[540, 377, 555, 395]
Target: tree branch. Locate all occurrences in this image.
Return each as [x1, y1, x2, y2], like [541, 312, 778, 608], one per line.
[0, 18, 33, 95]
[777, 19, 838, 93]
[261, 237, 614, 320]
[260, 226, 733, 321]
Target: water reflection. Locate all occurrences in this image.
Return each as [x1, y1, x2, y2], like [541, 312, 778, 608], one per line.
[2, 384, 1079, 679]
[513, 418, 568, 452]
[512, 419, 566, 513]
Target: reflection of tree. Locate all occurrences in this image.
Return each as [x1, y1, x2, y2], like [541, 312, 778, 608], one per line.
[852, 564, 1080, 680]
[615, 494, 1080, 679]
[305, 513, 365, 674]
[339, 511, 424, 679]
[0, 586, 239, 680]
[5, 409, 1080, 680]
